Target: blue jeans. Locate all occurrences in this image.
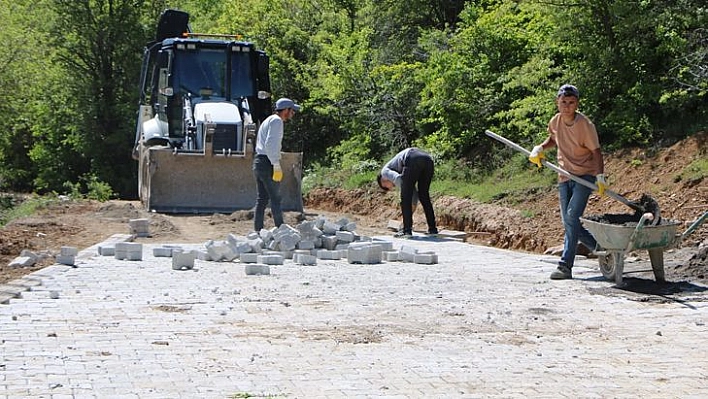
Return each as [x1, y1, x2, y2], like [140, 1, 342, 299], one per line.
[558, 175, 597, 269]
[253, 155, 283, 231]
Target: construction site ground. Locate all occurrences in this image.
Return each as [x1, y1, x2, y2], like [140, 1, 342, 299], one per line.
[0, 133, 706, 397]
[5, 133, 706, 287]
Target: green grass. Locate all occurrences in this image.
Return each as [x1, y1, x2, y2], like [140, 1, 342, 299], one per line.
[0, 194, 56, 227]
[431, 152, 556, 203]
[301, 161, 379, 195]
[302, 153, 557, 205]
[676, 157, 708, 182]
[431, 166, 555, 203]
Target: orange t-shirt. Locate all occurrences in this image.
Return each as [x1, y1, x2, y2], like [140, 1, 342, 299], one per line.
[548, 112, 601, 181]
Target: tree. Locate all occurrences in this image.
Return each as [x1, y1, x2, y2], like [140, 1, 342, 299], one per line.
[546, 0, 708, 145]
[0, 0, 56, 191]
[36, 0, 157, 197]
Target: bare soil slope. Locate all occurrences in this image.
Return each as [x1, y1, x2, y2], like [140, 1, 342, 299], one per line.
[307, 132, 708, 282]
[1, 133, 706, 286]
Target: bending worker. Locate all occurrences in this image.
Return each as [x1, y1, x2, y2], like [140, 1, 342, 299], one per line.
[529, 84, 606, 280]
[252, 97, 300, 231]
[377, 147, 438, 238]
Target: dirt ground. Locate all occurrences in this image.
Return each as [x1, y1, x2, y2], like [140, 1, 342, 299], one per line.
[1, 132, 706, 286]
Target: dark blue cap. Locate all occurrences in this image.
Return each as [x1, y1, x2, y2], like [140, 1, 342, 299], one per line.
[557, 84, 580, 98]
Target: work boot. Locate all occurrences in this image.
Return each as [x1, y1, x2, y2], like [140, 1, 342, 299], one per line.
[550, 265, 572, 280]
[394, 230, 413, 239]
[427, 228, 439, 235]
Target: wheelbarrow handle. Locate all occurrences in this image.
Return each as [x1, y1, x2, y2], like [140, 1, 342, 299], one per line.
[681, 211, 708, 241]
[485, 130, 646, 214]
[626, 212, 656, 251]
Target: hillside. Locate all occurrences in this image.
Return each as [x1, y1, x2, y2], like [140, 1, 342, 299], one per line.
[306, 132, 707, 280]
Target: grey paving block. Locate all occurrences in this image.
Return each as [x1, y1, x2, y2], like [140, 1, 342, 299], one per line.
[297, 240, 315, 250]
[56, 254, 76, 266]
[153, 247, 174, 257]
[239, 253, 259, 264]
[371, 239, 394, 251]
[257, 254, 284, 265]
[398, 245, 418, 262]
[8, 256, 35, 268]
[336, 231, 355, 243]
[344, 221, 357, 232]
[19, 249, 39, 261]
[205, 240, 238, 262]
[0, 292, 12, 304]
[347, 242, 383, 264]
[414, 253, 438, 264]
[244, 264, 270, 275]
[322, 235, 338, 250]
[387, 220, 403, 231]
[172, 250, 196, 270]
[114, 242, 143, 261]
[60, 246, 79, 256]
[98, 245, 115, 256]
[196, 250, 211, 261]
[294, 253, 317, 265]
[322, 221, 340, 235]
[317, 249, 341, 260]
[384, 250, 400, 261]
[129, 218, 150, 237]
[0, 284, 25, 298]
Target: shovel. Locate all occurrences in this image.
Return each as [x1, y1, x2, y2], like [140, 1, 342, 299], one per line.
[484, 130, 659, 220]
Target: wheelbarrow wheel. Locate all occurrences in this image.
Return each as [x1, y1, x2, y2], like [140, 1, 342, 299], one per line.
[598, 252, 617, 281]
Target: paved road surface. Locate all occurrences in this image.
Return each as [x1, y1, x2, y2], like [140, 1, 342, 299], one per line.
[1, 234, 707, 398]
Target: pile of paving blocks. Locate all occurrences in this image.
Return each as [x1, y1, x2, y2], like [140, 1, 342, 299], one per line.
[56, 246, 78, 266]
[8, 247, 75, 269]
[95, 217, 440, 276]
[0, 216, 441, 305]
[8, 250, 45, 269]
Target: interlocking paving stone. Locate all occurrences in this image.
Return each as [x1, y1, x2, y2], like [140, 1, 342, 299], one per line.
[0, 236, 706, 397]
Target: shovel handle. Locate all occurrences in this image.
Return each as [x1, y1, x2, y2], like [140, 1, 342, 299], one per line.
[484, 130, 646, 214]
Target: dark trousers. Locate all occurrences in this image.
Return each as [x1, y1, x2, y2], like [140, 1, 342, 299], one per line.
[400, 149, 437, 234]
[253, 155, 283, 231]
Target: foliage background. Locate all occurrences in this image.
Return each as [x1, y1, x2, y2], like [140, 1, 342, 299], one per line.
[0, 0, 705, 198]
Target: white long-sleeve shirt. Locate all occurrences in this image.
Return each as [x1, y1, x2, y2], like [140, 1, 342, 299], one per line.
[255, 114, 283, 165]
[381, 148, 414, 188]
[381, 148, 419, 206]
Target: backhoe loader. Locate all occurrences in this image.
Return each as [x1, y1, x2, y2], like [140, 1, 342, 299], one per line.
[133, 9, 303, 213]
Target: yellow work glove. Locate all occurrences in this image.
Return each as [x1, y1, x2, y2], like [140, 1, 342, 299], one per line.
[272, 162, 283, 182]
[529, 145, 545, 169]
[595, 174, 607, 196]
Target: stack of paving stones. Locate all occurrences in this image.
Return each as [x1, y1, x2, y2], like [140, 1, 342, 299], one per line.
[1, 217, 440, 306]
[146, 216, 438, 276]
[56, 246, 78, 266]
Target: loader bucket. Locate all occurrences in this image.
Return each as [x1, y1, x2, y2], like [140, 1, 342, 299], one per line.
[139, 146, 303, 214]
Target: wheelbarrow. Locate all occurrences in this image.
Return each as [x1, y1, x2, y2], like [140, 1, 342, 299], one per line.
[581, 211, 708, 285]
